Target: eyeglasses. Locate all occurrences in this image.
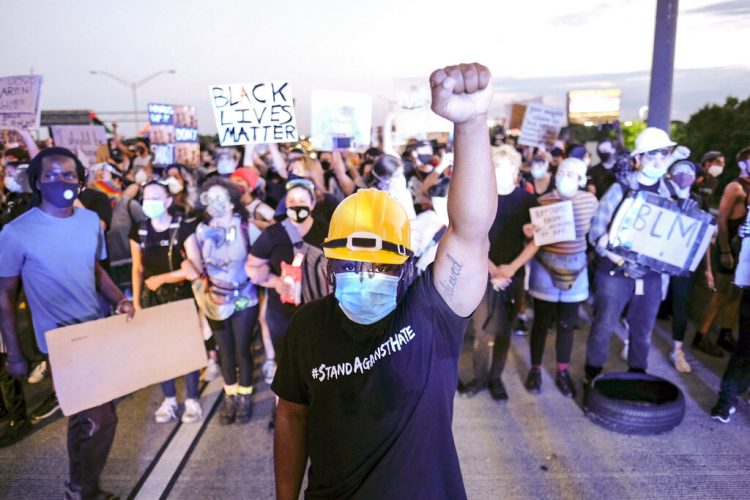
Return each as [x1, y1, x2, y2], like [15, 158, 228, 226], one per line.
[199, 190, 230, 205]
[644, 147, 673, 158]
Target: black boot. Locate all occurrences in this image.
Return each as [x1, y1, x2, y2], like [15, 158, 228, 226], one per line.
[555, 370, 577, 398]
[237, 394, 253, 424]
[219, 394, 237, 425]
[583, 364, 602, 386]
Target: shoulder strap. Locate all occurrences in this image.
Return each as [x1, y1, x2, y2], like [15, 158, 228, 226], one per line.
[281, 218, 304, 248]
[240, 219, 252, 253]
[166, 215, 183, 272]
[137, 220, 149, 249]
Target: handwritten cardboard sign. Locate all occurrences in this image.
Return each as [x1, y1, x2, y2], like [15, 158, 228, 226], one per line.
[608, 191, 716, 276]
[0, 75, 43, 129]
[50, 125, 108, 167]
[518, 103, 565, 149]
[45, 299, 207, 416]
[530, 200, 576, 246]
[209, 81, 298, 146]
[310, 89, 372, 151]
[148, 103, 200, 167]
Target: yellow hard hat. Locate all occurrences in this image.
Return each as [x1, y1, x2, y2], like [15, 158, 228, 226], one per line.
[323, 188, 413, 265]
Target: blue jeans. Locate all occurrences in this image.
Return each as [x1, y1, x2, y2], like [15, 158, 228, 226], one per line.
[161, 371, 200, 400]
[586, 266, 662, 371]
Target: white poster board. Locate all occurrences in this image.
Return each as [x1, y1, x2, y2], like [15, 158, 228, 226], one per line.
[0, 75, 43, 129]
[530, 200, 576, 246]
[50, 125, 108, 166]
[310, 89, 372, 151]
[518, 103, 565, 149]
[46, 299, 207, 416]
[608, 192, 716, 275]
[209, 81, 298, 146]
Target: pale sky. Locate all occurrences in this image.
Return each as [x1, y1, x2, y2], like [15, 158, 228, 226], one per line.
[3, 0, 748, 135]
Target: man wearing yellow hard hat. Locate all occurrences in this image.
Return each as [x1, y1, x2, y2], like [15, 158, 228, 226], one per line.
[272, 63, 497, 499]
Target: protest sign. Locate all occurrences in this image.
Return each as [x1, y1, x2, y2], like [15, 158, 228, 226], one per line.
[50, 125, 108, 166]
[608, 191, 716, 276]
[209, 81, 298, 146]
[310, 89, 372, 151]
[530, 200, 576, 246]
[0, 75, 43, 129]
[45, 299, 207, 416]
[149, 103, 200, 167]
[518, 103, 565, 149]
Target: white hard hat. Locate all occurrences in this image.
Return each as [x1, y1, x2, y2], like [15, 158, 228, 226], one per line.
[558, 157, 588, 187]
[631, 127, 676, 156]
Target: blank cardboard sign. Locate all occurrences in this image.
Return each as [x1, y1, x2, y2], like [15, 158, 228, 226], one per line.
[45, 299, 207, 416]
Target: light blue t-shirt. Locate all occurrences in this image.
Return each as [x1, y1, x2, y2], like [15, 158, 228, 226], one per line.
[0, 207, 106, 353]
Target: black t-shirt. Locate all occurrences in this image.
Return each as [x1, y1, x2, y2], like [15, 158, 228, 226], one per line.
[128, 217, 197, 279]
[79, 188, 113, 230]
[587, 163, 616, 199]
[272, 267, 468, 499]
[638, 181, 661, 194]
[488, 188, 539, 272]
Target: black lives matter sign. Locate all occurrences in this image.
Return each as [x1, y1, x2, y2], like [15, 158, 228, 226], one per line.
[209, 81, 298, 146]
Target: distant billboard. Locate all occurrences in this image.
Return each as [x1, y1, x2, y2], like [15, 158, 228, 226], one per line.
[567, 89, 621, 125]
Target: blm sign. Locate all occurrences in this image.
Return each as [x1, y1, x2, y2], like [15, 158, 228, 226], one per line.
[209, 81, 298, 146]
[608, 191, 715, 276]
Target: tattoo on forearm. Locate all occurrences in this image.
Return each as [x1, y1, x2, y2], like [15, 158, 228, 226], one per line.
[439, 253, 463, 298]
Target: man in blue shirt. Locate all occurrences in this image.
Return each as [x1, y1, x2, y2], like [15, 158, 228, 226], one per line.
[0, 147, 135, 500]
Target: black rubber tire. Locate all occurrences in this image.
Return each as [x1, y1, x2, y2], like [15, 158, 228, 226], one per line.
[584, 372, 685, 435]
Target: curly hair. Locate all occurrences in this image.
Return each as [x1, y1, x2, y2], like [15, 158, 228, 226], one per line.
[198, 176, 250, 222]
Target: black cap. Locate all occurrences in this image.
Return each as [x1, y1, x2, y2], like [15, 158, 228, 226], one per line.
[700, 151, 723, 165]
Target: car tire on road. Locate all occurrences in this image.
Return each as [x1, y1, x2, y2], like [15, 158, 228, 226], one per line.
[584, 372, 685, 435]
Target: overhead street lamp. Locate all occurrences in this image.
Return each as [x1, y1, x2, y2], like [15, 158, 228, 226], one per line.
[90, 69, 176, 134]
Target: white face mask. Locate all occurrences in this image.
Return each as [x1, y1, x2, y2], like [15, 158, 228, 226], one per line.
[557, 176, 578, 198]
[670, 181, 691, 200]
[134, 170, 148, 184]
[495, 162, 517, 195]
[530, 163, 548, 180]
[707, 165, 723, 178]
[164, 176, 184, 194]
[4, 175, 23, 193]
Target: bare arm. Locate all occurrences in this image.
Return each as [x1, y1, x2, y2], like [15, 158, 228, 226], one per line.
[268, 143, 288, 180]
[274, 398, 308, 500]
[130, 240, 144, 310]
[182, 234, 204, 280]
[718, 183, 742, 252]
[430, 63, 496, 316]
[331, 151, 356, 196]
[0, 276, 25, 375]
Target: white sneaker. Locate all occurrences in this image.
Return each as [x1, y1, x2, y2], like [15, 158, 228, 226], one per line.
[262, 359, 277, 385]
[671, 349, 692, 373]
[620, 340, 629, 361]
[28, 361, 48, 384]
[204, 358, 220, 381]
[154, 398, 178, 423]
[182, 398, 203, 423]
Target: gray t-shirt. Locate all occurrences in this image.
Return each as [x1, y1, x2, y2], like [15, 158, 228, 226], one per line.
[0, 207, 106, 353]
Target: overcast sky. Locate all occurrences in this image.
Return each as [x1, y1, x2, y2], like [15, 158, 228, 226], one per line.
[3, 0, 748, 135]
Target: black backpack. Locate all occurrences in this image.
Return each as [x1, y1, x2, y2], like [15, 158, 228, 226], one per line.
[280, 219, 330, 304]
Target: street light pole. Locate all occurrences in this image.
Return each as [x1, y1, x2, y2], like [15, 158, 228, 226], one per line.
[90, 69, 176, 135]
[647, 0, 679, 133]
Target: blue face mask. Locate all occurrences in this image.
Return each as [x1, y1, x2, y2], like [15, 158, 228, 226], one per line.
[334, 272, 400, 325]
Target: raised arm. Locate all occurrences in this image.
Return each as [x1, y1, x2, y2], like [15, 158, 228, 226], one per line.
[430, 63, 496, 316]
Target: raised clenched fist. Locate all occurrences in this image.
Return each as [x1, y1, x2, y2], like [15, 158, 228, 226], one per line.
[429, 63, 492, 124]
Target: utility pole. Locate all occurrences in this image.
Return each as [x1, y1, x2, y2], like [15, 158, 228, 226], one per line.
[647, 0, 679, 133]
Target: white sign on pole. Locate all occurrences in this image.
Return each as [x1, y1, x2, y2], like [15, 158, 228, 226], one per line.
[530, 200, 576, 246]
[518, 103, 566, 149]
[608, 192, 716, 276]
[0, 75, 43, 129]
[209, 81, 298, 146]
[310, 89, 372, 151]
[46, 299, 207, 416]
[50, 125, 108, 166]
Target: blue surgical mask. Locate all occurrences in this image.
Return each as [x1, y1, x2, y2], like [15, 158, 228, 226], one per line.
[334, 272, 399, 325]
[142, 200, 166, 219]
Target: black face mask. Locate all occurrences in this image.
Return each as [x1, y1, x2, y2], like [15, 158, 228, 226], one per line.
[39, 180, 79, 208]
[598, 152, 612, 163]
[320, 160, 331, 171]
[286, 205, 311, 223]
[418, 154, 433, 165]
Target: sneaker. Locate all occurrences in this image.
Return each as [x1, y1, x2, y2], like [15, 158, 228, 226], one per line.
[237, 394, 253, 424]
[262, 359, 277, 385]
[30, 393, 60, 422]
[457, 379, 486, 397]
[524, 367, 542, 394]
[0, 418, 33, 448]
[181, 398, 202, 424]
[154, 398, 178, 423]
[620, 340, 629, 361]
[692, 334, 724, 358]
[710, 399, 736, 423]
[27, 361, 48, 384]
[63, 481, 119, 500]
[204, 358, 221, 381]
[219, 394, 237, 425]
[555, 369, 577, 398]
[670, 349, 692, 373]
[513, 317, 528, 336]
[488, 378, 508, 401]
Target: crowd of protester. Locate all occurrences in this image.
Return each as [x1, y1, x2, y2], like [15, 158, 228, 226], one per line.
[1, 108, 749, 497]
